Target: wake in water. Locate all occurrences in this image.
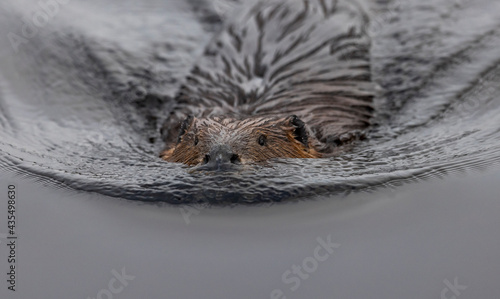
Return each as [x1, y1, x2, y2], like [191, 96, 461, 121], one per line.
[1, 0, 500, 203]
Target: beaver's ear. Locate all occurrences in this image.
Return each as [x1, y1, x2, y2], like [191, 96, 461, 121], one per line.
[177, 115, 194, 143]
[160, 113, 193, 144]
[284, 115, 309, 146]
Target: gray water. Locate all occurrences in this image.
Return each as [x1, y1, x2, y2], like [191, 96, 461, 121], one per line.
[1, 162, 499, 298]
[0, 1, 500, 298]
[1, 0, 500, 204]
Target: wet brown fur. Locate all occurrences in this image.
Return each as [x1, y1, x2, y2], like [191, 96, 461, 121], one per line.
[160, 116, 321, 165]
[160, 0, 374, 166]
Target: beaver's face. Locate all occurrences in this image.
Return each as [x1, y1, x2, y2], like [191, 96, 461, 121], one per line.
[160, 115, 321, 169]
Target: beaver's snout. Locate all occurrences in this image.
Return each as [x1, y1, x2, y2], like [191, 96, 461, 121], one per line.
[199, 145, 241, 171]
[160, 116, 323, 166]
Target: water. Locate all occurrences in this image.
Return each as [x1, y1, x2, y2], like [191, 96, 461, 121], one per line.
[1, 164, 500, 298]
[1, 0, 500, 203]
[0, 2, 499, 298]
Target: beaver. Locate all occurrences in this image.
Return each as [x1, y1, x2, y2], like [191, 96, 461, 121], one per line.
[160, 0, 374, 169]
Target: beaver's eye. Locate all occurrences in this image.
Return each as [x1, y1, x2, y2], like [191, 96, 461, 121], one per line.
[258, 135, 267, 146]
[194, 136, 199, 146]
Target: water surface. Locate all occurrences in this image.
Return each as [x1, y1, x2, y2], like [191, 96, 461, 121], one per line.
[1, 0, 500, 203]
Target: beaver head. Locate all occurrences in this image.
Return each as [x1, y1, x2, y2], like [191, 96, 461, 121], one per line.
[160, 115, 321, 169]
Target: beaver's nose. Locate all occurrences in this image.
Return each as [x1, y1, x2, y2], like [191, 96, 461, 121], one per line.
[201, 145, 240, 170]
